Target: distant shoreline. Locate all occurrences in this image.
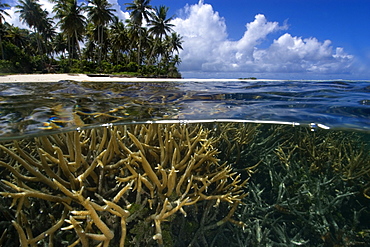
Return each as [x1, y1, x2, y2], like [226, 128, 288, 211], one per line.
[0, 74, 267, 83]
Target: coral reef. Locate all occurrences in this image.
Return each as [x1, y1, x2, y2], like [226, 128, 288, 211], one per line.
[232, 125, 370, 246]
[0, 123, 249, 246]
[1, 122, 370, 246]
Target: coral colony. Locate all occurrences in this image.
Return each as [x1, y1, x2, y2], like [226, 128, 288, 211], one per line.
[0, 123, 250, 246]
[1, 122, 370, 246]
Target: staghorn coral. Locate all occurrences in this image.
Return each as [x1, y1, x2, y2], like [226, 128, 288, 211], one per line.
[0, 123, 249, 246]
[211, 122, 260, 165]
[232, 125, 370, 246]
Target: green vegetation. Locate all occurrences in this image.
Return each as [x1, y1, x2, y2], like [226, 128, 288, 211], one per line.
[0, 0, 183, 77]
[238, 77, 257, 80]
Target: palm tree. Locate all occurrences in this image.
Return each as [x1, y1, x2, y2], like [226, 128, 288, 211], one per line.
[5, 24, 30, 50]
[0, 0, 9, 23]
[82, 22, 97, 62]
[171, 54, 181, 67]
[156, 32, 182, 75]
[125, 0, 153, 64]
[125, 0, 153, 27]
[16, 0, 43, 32]
[109, 16, 129, 64]
[53, 0, 86, 59]
[148, 5, 174, 41]
[0, 0, 10, 59]
[148, 5, 174, 64]
[126, 18, 149, 65]
[16, 0, 54, 60]
[52, 32, 68, 57]
[38, 13, 56, 58]
[166, 32, 183, 55]
[87, 0, 115, 64]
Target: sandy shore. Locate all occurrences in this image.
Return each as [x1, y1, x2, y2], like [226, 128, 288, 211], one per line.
[0, 74, 256, 83]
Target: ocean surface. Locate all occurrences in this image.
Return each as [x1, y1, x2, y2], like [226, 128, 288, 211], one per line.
[0, 79, 369, 139]
[0, 79, 369, 246]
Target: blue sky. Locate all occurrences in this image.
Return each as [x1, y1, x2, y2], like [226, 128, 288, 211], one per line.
[4, 0, 370, 79]
[148, 0, 370, 79]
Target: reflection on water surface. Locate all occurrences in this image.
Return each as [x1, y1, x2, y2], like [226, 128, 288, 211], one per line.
[0, 80, 369, 138]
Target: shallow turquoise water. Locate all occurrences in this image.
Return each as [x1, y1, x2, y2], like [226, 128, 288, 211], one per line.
[0, 80, 369, 139]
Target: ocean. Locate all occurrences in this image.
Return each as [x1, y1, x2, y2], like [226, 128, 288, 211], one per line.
[0, 79, 369, 246]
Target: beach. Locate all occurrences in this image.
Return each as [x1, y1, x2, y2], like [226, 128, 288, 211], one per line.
[0, 74, 257, 83]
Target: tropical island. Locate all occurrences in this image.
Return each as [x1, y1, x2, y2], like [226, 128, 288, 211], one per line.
[0, 0, 183, 78]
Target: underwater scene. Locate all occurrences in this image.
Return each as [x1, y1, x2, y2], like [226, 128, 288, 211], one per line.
[0, 80, 369, 246]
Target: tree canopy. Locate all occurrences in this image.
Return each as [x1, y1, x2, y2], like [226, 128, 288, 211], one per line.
[0, 0, 183, 78]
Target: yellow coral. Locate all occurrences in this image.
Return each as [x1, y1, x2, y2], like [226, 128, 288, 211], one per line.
[0, 123, 249, 246]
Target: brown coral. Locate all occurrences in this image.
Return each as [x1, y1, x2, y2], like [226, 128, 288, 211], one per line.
[0, 123, 249, 246]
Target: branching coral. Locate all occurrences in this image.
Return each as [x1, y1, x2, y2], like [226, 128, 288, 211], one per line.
[0, 123, 249, 246]
[233, 125, 370, 246]
[211, 123, 259, 165]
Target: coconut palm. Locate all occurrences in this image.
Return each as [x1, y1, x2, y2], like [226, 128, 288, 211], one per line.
[171, 54, 181, 67]
[5, 24, 30, 50]
[87, 0, 115, 63]
[82, 22, 97, 62]
[126, 18, 149, 65]
[38, 13, 56, 58]
[0, 25, 6, 60]
[53, 0, 86, 59]
[125, 0, 153, 64]
[125, 0, 153, 27]
[147, 5, 174, 64]
[16, 0, 44, 32]
[148, 5, 174, 41]
[165, 32, 183, 62]
[0, 1, 9, 59]
[52, 32, 68, 57]
[0, 0, 9, 23]
[156, 32, 182, 74]
[16, 0, 54, 59]
[109, 16, 129, 64]
[16, 0, 42, 57]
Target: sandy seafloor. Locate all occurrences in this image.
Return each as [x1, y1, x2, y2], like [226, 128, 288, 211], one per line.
[0, 74, 273, 82]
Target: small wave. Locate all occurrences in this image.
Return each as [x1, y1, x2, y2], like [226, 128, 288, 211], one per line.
[0, 80, 369, 139]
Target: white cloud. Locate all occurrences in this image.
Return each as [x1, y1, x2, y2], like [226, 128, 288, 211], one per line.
[4, 0, 55, 28]
[96, 0, 130, 21]
[4, 6, 27, 29]
[3, 0, 358, 78]
[172, 0, 354, 77]
[171, 0, 228, 71]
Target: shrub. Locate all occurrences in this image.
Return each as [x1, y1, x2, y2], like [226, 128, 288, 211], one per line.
[0, 60, 16, 73]
[126, 61, 138, 72]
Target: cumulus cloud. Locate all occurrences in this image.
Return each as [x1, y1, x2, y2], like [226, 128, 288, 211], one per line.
[171, 1, 228, 71]
[4, 6, 27, 29]
[3, 0, 55, 28]
[172, 0, 354, 77]
[91, 0, 130, 21]
[3, 0, 356, 78]
[110, 0, 130, 21]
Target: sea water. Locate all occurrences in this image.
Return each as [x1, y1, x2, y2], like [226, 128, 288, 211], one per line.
[0, 80, 369, 246]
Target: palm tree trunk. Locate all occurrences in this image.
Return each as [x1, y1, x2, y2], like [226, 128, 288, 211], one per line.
[0, 35, 4, 60]
[75, 30, 81, 59]
[137, 35, 141, 65]
[68, 37, 72, 64]
[98, 25, 102, 64]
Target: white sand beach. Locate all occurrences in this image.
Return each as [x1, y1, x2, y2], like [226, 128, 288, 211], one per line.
[0, 74, 258, 83]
